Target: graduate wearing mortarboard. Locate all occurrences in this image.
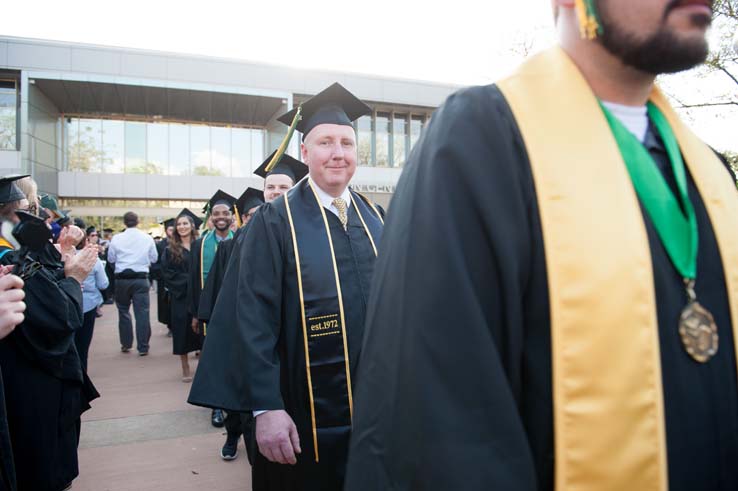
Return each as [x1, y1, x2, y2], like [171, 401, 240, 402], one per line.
[189, 82, 384, 490]
[161, 208, 204, 382]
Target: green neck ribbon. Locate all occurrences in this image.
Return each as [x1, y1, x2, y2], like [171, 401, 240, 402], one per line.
[600, 101, 698, 280]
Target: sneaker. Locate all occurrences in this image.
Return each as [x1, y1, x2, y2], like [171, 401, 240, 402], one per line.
[121, 347, 131, 353]
[211, 409, 225, 428]
[220, 434, 239, 461]
[138, 351, 148, 356]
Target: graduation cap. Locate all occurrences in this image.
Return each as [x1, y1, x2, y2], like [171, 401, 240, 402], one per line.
[55, 211, 71, 227]
[235, 188, 264, 217]
[254, 151, 308, 183]
[277, 83, 372, 141]
[176, 208, 203, 229]
[102, 228, 113, 234]
[160, 218, 175, 228]
[0, 175, 29, 204]
[206, 190, 237, 214]
[39, 194, 62, 219]
[13, 210, 52, 251]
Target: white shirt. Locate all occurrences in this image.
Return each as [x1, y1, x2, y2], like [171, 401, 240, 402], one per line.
[254, 180, 353, 419]
[107, 228, 158, 274]
[309, 178, 352, 218]
[601, 101, 649, 143]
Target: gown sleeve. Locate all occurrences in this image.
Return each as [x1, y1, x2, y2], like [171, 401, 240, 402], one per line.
[188, 211, 285, 412]
[345, 85, 542, 490]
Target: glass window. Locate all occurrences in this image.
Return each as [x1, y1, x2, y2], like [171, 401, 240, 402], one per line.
[211, 126, 231, 177]
[251, 129, 264, 171]
[66, 118, 80, 171]
[357, 115, 373, 167]
[146, 122, 168, 174]
[0, 81, 17, 151]
[393, 114, 407, 168]
[75, 119, 103, 173]
[375, 113, 390, 167]
[169, 123, 190, 176]
[102, 120, 124, 173]
[231, 127, 251, 177]
[410, 115, 424, 150]
[124, 122, 146, 173]
[191, 125, 215, 176]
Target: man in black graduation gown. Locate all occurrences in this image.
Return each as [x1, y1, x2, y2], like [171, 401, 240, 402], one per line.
[196, 160, 306, 462]
[345, 2, 738, 491]
[189, 191, 235, 427]
[189, 83, 384, 490]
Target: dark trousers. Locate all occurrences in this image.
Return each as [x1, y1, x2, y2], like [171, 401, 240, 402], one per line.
[74, 309, 97, 373]
[225, 411, 242, 438]
[115, 278, 151, 353]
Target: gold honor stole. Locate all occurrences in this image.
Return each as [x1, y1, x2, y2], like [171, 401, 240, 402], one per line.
[498, 47, 738, 491]
[284, 179, 383, 462]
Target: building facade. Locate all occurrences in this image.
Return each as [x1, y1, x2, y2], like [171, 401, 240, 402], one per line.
[0, 36, 459, 231]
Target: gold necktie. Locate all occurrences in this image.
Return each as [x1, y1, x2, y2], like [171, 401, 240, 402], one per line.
[333, 198, 348, 230]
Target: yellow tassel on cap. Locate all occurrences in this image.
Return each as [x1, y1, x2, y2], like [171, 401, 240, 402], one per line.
[575, 0, 601, 40]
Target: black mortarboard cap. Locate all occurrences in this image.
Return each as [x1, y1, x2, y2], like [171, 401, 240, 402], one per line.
[235, 187, 264, 216]
[56, 211, 71, 227]
[177, 208, 203, 229]
[277, 83, 371, 140]
[207, 190, 237, 213]
[161, 218, 175, 228]
[253, 151, 308, 182]
[103, 228, 113, 233]
[13, 210, 52, 251]
[0, 175, 29, 204]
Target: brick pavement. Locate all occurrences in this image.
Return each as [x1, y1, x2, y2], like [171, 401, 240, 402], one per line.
[73, 290, 251, 491]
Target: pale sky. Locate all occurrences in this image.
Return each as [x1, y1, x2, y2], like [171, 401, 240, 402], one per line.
[5, 0, 737, 151]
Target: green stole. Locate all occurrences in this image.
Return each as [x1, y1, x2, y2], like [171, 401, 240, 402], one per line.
[497, 47, 738, 491]
[200, 229, 233, 288]
[284, 179, 383, 462]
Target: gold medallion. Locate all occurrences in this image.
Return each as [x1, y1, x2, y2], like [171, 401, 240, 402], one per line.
[679, 301, 718, 363]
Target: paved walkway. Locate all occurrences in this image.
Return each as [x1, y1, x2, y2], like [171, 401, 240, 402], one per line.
[74, 290, 251, 490]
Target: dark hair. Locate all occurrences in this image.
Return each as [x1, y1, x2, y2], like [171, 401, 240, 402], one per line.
[123, 211, 139, 228]
[167, 215, 199, 263]
[86, 226, 97, 236]
[73, 217, 86, 229]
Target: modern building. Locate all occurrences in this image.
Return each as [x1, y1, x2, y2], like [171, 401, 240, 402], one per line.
[0, 35, 459, 231]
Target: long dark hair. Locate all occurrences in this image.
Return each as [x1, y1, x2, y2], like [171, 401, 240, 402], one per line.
[168, 215, 199, 263]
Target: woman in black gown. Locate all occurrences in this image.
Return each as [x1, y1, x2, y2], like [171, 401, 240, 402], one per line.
[161, 211, 202, 382]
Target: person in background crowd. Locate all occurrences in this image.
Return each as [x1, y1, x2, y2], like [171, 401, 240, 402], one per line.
[100, 228, 115, 305]
[107, 212, 157, 356]
[155, 219, 174, 337]
[0, 175, 100, 491]
[161, 209, 202, 382]
[74, 230, 109, 373]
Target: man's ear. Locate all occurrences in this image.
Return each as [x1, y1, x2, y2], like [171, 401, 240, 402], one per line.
[300, 142, 308, 163]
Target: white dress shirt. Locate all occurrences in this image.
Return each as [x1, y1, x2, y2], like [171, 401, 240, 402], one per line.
[107, 227, 158, 273]
[254, 180, 353, 419]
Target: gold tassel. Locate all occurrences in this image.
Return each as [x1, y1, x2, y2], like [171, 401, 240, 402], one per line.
[234, 203, 242, 228]
[575, 0, 601, 40]
[265, 105, 303, 173]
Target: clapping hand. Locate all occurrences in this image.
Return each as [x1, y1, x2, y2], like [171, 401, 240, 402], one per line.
[0, 266, 25, 339]
[63, 245, 98, 284]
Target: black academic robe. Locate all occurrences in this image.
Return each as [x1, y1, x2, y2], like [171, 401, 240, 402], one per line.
[344, 85, 738, 491]
[189, 191, 383, 491]
[0, 244, 98, 491]
[155, 238, 171, 325]
[161, 246, 202, 355]
[196, 227, 244, 323]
